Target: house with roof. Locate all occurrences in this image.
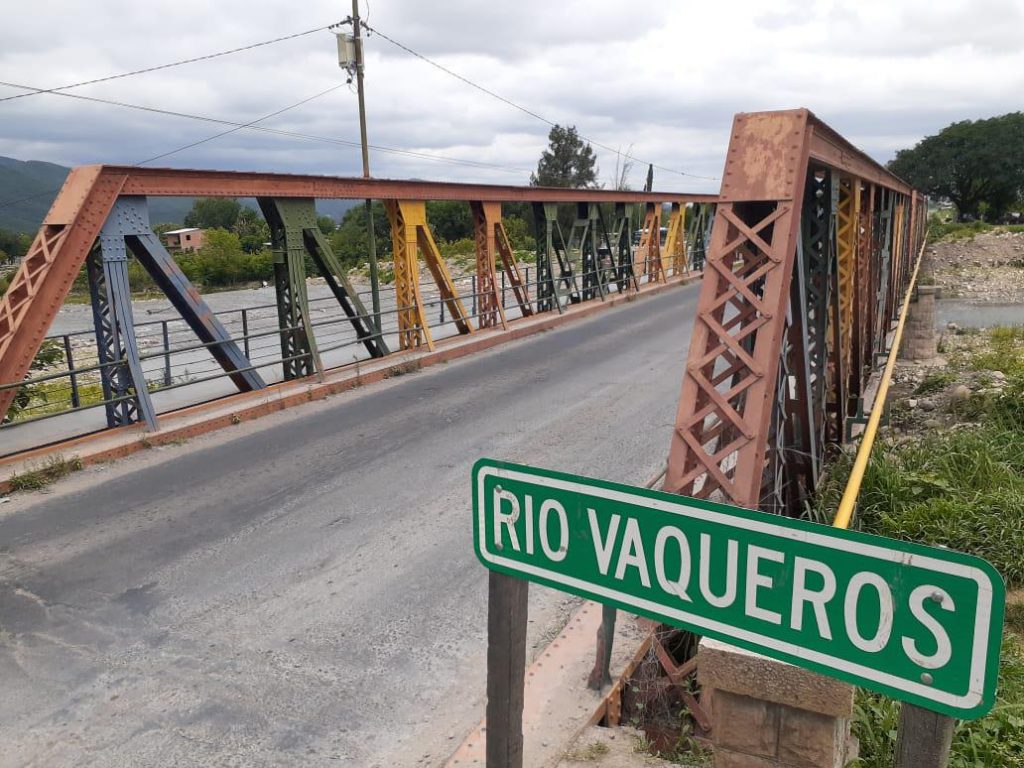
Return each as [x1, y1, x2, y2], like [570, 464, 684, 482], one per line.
[162, 227, 204, 253]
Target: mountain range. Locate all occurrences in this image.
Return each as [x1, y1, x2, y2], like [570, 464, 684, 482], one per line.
[0, 156, 357, 234]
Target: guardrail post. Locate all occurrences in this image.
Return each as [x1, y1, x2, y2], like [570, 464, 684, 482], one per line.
[241, 309, 250, 359]
[486, 571, 528, 768]
[896, 704, 953, 768]
[63, 334, 80, 408]
[162, 320, 171, 386]
[472, 275, 477, 317]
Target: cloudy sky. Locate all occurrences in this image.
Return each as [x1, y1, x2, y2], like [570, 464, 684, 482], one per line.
[1, 0, 1022, 194]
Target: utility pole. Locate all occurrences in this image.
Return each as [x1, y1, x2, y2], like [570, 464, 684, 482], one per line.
[350, 0, 382, 338]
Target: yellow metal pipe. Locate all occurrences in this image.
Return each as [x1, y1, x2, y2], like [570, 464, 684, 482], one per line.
[832, 239, 926, 530]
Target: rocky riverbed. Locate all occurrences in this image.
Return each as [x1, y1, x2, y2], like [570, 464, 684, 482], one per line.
[930, 229, 1024, 302]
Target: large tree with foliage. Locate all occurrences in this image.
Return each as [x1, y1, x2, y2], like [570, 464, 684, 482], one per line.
[184, 197, 242, 230]
[425, 200, 473, 242]
[329, 201, 392, 267]
[530, 125, 599, 188]
[889, 113, 1024, 220]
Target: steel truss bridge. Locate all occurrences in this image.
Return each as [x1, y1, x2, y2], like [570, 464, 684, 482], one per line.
[0, 108, 924, 515]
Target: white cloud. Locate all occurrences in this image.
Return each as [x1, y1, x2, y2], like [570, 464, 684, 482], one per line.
[1, 0, 1022, 194]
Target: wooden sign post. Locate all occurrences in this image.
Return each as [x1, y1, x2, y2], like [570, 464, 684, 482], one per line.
[486, 571, 529, 768]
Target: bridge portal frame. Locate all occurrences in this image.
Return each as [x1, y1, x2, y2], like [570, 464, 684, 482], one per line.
[0, 166, 712, 424]
[663, 108, 926, 514]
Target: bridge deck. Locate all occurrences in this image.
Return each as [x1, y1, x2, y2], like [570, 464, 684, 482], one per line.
[0, 281, 700, 767]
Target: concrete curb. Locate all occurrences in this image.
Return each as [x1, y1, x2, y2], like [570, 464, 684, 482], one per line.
[1, 274, 700, 492]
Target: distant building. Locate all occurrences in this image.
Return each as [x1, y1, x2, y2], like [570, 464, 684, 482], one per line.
[162, 227, 204, 253]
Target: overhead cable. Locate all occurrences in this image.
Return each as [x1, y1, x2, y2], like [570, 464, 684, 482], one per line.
[0, 22, 347, 104]
[361, 21, 719, 182]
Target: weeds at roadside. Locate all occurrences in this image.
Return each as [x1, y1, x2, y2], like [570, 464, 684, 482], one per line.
[1008, 601, 1024, 634]
[912, 370, 956, 396]
[849, 634, 1024, 768]
[817, 329, 1024, 767]
[8, 455, 83, 492]
[386, 360, 421, 378]
[563, 741, 610, 761]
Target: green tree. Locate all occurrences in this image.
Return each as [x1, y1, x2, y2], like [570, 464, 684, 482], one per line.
[184, 197, 242, 230]
[0, 227, 30, 259]
[176, 228, 250, 286]
[889, 113, 1024, 220]
[316, 215, 336, 234]
[530, 125, 599, 188]
[232, 207, 270, 253]
[503, 216, 535, 252]
[329, 201, 392, 268]
[425, 200, 473, 242]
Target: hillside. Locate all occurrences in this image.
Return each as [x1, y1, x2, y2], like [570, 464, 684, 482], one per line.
[0, 156, 77, 232]
[0, 156, 358, 234]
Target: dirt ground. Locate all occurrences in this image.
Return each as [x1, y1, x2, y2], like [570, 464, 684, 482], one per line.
[929, 229, 1024, 302]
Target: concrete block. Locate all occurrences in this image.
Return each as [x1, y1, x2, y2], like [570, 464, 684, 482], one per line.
[715, 749, 780, 768]
[900, 284, 937, 360]
[714, 690, 780, 757]
[698, 637, 854, 718]
[778, 705, 848, 768]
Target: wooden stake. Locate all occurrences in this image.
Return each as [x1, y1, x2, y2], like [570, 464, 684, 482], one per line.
[895, 703, 954, 768]
[486, 571, 529, 768]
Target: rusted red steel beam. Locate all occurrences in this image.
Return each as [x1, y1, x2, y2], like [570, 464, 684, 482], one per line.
[664, 108, 922, 510]
[0, 164, 716, 423]
[808, 119, 914, 196]
[0, 167, 128, 419]
[109, 165, 717, 204]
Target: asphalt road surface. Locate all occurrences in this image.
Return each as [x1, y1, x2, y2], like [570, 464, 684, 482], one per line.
[0, 282, 701, 768]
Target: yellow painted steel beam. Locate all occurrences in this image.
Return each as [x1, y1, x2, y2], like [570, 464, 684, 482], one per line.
[664, 202, 686, 277]
[415, 212, 474, 336]
[836, 177, 859, 371]
[384, 200, 433, 351]
[833, 238, 925, 530]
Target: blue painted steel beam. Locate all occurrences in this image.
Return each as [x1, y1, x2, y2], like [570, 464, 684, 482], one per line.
[95, 207, 159, 431]
[113, 197, 266, 393]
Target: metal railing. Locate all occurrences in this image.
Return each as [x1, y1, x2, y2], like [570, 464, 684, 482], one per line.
[0, 248, 700, 447]
[832, 239, 926, 528]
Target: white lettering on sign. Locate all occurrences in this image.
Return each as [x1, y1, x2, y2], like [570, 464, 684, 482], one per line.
[845, 572, 894, 653]
[539, 500, 568, 562]
[494, 487, 521, 551]
[699, 534, 738, 608]
[524, 495, 534, 555]
[489, 486, 961, 678]
[654, 527, 693, 602]
[588, 509, 619, 576]
[615, 518, 651, 588]
[745, 545, 784, 625]
[791, 557, 837, 640]
[902, 585, 954, 670]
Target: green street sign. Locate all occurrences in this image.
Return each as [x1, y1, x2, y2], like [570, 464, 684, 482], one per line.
[473, 459, 1005, 719]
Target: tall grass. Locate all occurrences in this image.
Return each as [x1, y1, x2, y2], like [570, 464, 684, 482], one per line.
[850, 635, 1024, 768]
[817, 411, 1024, 587]
[818, 328, 1024, 766]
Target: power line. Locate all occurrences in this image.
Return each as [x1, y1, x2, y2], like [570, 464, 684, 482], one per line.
[0, 83, 530, 173]
[134, 84, 347, 166]
[0, 80, 532, 212]
[360, 21, 719, 183]
[0, 22, 346, 105]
